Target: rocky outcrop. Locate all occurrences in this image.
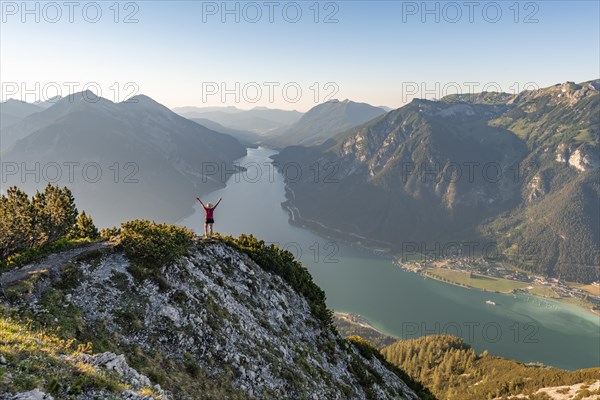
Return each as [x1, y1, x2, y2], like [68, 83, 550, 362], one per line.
[568, 148, 600, 171]
[3, 241, 419, 399]
[66, 353, 165, 395]
[492, 380, 600, 399]
[5, 389, 54, 400]
[527, 174, 547, 201]
[555, 144, 600, 172]
[3, 389, 156, 400]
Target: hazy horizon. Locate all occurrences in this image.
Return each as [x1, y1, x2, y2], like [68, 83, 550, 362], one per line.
[2, 1, 598, 111]
[2, 76, 599, 113]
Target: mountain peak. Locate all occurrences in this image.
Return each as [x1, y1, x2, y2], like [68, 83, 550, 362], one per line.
[510, 79, 600, 106]
[440, 91, 513, 105]
[37, 90, 116, 113]
[1, 98, 43, 110]
[4, 98, 29, 105]
[268, 99, 387, 147]
[127, 94, 177, 115]
[127, 93, 158, 104]
[0, 99, 44, 129]
[65, 89, 103, 102]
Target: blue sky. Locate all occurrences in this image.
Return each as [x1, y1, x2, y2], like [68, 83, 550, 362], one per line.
[1, 1, 599, 110]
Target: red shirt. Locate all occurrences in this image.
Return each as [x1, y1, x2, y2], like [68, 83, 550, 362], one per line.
[203, 206, 215, 219]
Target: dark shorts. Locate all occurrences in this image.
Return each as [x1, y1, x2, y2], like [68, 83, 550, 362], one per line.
[205, 218, 214, 224]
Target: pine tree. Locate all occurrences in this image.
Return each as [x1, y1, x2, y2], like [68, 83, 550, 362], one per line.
[32, 184, 78, 245]
[0, 187, 36, 258]
[71, 211, 99, 239]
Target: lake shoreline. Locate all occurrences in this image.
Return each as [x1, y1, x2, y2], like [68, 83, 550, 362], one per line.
[332, 311, 399, 349]
[281, 192, 396, 254]
[333, 311, 396, 337]
[280, 191, 600, 317]
[407, 266, 600, 317]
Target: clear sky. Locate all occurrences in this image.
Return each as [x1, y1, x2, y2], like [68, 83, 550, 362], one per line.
[1, 0, 599, 111]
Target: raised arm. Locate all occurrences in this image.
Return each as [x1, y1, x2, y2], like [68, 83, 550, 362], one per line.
[214, 197, 222, 209]
[195, 196, 205, 207]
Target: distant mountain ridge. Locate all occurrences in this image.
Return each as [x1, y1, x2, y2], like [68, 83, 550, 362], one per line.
[173, 105, 303, 135]
[266, 99, 387, 148]
[189, 117, 263, 145]
[0, 99, 43, 129]
[1, 91, 247, 227]
[272, 80, 600, 283]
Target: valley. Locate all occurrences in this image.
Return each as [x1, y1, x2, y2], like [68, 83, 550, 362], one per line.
[179, 146, 600, 371]
[272, 81, 600, 285]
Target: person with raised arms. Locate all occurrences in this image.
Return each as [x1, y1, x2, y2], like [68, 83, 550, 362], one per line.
[195, 196, 222, 238]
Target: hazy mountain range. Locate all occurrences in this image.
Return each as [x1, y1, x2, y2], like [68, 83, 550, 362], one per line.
[189, 117, 262, 146]
[1, 92, 246, 227]
[265, 99, 388, 148]
[173, 105, 303, 135]
[272, 80, 600, 283]
[0, 95, 388, 227]
[174, 100, 388, 149]
[0, 99, 43, 129]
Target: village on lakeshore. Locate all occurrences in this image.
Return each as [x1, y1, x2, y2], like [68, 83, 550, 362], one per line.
[396, 256, 600, 314]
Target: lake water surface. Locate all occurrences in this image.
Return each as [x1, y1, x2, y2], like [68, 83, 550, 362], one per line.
[179, 147, 600, 370]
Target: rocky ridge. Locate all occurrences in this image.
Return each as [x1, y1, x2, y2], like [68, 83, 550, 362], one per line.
[0, 240, 420, 399]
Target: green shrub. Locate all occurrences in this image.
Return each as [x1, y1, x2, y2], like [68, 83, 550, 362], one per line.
[171, 290, 188, 304]
[5, 272, 46, 302]
[347, 335, 380, 360]
[127, 262, 170, 291]
[100, 226, 121, 240]
[110, 270, 130, 291]
[57, 263, 84, 290]
[118, 220, 194, 268]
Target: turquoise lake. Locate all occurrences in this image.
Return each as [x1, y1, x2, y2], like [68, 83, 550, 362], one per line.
[179, 147, 600, 371]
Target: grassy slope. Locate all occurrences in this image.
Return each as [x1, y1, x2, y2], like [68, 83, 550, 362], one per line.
[0, 310, 158, 397]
